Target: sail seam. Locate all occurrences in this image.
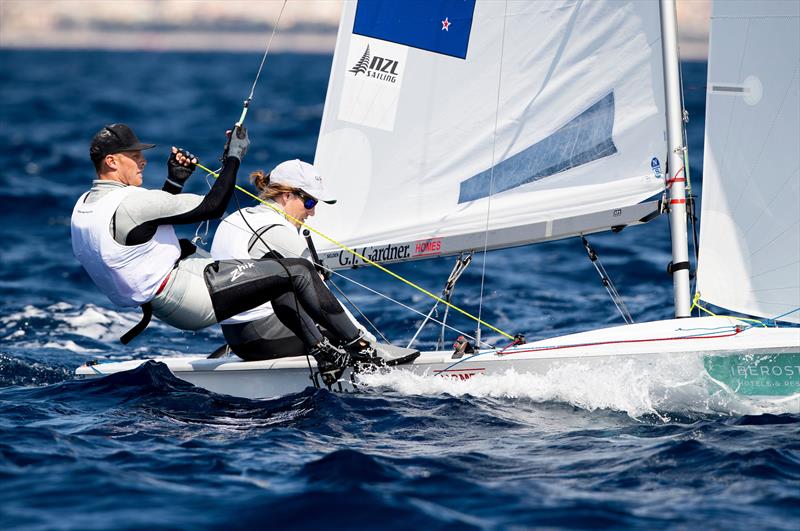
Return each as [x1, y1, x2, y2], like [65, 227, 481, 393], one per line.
[749, 258, 800, 280]
[714, 18, 752, 215]
[730, 65, 800, 215]
[740, 165, 800, 239]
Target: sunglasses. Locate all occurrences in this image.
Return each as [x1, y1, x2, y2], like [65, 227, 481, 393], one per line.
[294, 190, 318, 210]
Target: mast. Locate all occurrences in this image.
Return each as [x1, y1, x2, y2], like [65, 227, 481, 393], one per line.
[659, 0, 691, 318]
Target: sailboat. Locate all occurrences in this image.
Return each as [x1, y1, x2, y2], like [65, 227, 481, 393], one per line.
[76, 0, 800, 407]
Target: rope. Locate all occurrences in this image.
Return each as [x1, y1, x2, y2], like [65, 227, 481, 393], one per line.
[689, 291, 768, 327]
[325, 266, 494, 349]
[498, 327, 745, 356]
[195, 162, 514, 341]
[769, 307, 800, 323]
[235, 0, 288, 127]
[689, 291, 717, 317]
[436, 325, 747, 374]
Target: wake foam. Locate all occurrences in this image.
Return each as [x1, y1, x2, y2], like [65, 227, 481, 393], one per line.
[355, 354, 800, 419]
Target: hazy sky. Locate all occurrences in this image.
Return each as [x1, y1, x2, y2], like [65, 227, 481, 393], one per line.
[0, 0, 712, 59]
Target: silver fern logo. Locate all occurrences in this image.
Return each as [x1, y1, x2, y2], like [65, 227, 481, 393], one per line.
[348, 45, 400, 83]
[349, 45, 371, 75]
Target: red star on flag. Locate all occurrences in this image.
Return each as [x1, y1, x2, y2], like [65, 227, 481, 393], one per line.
[442, 17, 451, 31]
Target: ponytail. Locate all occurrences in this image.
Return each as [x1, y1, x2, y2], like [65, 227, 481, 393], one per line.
[249, 170, 271, 191]
[249, 170, 296, 201]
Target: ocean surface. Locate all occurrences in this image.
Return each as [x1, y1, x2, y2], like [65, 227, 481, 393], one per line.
[1, 50, 798, 530]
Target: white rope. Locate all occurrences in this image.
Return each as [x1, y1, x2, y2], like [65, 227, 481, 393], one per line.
[247, 0, 288, 101]
[236, 0, 289, 126]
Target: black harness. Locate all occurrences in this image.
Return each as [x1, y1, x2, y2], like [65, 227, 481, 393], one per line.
[119, 239, 197, 344]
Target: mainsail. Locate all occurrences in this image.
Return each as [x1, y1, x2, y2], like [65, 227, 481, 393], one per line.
[697, 0, 800, 324]
[313, 0, 668, 269]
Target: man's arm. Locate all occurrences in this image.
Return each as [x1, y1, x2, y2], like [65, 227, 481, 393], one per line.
[114, 128, 249, 245]
[116, 157, 240, 245]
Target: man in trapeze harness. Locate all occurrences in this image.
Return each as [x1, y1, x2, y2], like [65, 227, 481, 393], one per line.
[210, 160, 417, 366]
[70, 123, 379, 385]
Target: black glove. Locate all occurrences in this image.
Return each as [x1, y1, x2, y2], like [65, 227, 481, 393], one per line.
[166, 147, 197, 187]
[223, 126, 249, 162]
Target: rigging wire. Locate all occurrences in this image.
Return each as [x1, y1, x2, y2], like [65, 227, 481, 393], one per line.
[195, 162, 515, 341]
[322, 267, 496, 350]
[194, 0, 518, 348]
[475, 0, 510, 346]
[197, 171, 499, 349]
[407, 252, 473, 350]
[581, 236, 634, 325]
[328, 278, 391, 344]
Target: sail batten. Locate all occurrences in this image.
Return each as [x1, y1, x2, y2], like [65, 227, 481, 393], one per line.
[313, 0, 668, 267]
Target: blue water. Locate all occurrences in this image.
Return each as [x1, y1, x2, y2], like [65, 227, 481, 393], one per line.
[1, 50, 798, 530]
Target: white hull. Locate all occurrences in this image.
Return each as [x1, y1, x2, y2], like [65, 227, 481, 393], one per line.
[76, 317, 800, 407]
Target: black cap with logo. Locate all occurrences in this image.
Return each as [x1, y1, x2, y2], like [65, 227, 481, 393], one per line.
[89, 124, 156, 164]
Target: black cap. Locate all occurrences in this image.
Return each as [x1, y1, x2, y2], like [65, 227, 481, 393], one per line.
[89, 123, 156, 163]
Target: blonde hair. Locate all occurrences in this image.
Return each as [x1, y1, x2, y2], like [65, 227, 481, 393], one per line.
[249, 170, 296, 200]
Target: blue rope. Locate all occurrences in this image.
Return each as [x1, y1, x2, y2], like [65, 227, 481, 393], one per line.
[764, 307, 800, 327]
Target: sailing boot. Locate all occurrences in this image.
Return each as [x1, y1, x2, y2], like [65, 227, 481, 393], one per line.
[309, 338, 351, 387]
[343, 335, 385, 369]
[372, 343, 421, 366]
[343, 335, 421, 368]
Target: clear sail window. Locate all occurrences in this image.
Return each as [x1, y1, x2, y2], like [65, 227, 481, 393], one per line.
[458, 92, 618, 203]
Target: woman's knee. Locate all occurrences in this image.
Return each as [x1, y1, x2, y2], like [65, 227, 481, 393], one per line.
[282, 258, 315, 274]
[282, 260, 317, 284]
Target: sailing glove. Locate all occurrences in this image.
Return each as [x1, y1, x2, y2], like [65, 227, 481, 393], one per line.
[166, 147, 197, 189]
[224, 126, 249, 162]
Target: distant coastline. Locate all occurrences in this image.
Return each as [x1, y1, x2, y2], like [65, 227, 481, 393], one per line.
[0, 28, 338, 54]
[0, 0, 341, 53]
[0, 0, 709, 59]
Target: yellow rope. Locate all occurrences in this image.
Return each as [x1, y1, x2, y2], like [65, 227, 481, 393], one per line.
[690, 291, 766, 327]
[690, 291, 717, 317]
[196, 162, 515, 340]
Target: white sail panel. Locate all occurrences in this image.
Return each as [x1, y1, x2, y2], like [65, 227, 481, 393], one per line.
[697, 0, 800, 323]
[313, 0, 667, 263]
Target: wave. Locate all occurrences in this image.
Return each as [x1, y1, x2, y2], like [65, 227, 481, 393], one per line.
[0, 353, 73, 387]
[1, 302, 144, 346]
[9, 361, 322, 429]
[355, 355, 800, 419]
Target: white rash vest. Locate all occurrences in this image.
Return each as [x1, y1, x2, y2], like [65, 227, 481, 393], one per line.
[210, 200, 311, 324]
[71, 186, 181, 307]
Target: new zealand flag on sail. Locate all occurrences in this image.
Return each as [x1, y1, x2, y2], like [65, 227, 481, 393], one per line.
[353, 0, 476, 59]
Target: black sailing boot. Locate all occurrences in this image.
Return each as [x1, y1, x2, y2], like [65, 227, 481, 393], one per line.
[309, 338, 350, 387]
[343, 335, 385, 369]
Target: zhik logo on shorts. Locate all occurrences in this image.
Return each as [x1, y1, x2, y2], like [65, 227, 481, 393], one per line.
[230, 262, 254, 282]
